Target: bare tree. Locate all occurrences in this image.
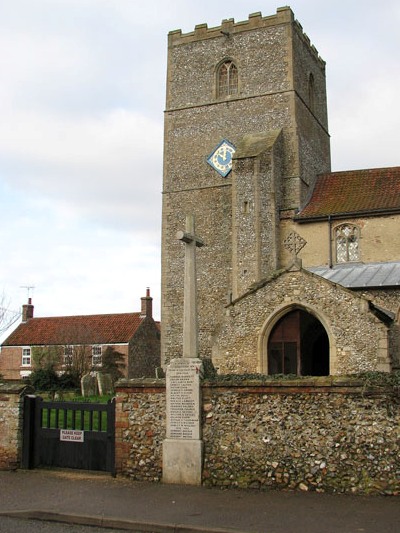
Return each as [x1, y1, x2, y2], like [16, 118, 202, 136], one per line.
[0, 292, 20, 336]
[55, 323, 95, 382]
[32, 345, 63, 371]
[63, 343, 91, 382]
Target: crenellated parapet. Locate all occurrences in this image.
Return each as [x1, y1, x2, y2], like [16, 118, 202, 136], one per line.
[168, 7, 325, 68]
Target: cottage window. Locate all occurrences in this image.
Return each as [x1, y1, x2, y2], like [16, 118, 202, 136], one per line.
[22, 347, 31, 366]
[64, 345, 73, 365]
[335, 224, 360, 263]
[218, 60, 238, 98]
[92, 345, 102, 366]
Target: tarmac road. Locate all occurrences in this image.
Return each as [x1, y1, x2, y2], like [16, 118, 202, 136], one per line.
[0, 469, 399, 533]
[0, 516, 129, 533]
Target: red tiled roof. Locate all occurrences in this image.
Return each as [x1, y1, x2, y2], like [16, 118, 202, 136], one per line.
[296, 167, 400, 220]
[2, 313, 144, 347]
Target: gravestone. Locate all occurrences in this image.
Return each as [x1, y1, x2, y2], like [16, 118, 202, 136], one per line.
[155, 366, 165, 379]
[96, 372, 114, 396]
[163, 215, 204, 485]
[81, 373, 98, 397]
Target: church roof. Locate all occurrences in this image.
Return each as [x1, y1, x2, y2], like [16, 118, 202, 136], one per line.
[2, 313, 145, 347]
[296, 167, 400, 220]
[307, 261, 400, 289]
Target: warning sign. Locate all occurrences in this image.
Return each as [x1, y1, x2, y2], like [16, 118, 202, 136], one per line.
[60, 429, 84, 442]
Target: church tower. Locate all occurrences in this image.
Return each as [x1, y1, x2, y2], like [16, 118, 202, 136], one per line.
[161, 7, 330, 366]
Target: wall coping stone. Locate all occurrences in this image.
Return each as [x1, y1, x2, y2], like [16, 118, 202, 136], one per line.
[116, 378, 166, 390]
[114, 376, 399, 398]
[202, 383, 397, 397]
[202, 375, 400, 395]
[0, 381, 34, 395]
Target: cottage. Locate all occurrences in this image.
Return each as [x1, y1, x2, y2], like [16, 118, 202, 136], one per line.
[0, 289, 160, 380]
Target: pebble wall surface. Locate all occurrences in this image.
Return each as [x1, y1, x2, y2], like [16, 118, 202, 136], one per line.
[115, 376, 400, 494]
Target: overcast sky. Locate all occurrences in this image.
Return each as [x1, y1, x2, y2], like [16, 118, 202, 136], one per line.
[0, 0, 399, 337]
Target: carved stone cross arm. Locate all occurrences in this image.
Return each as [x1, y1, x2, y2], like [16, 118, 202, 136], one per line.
[177, 215, 204, 359]
[176, 230, 204, 247]
[176, 215, 204, 247]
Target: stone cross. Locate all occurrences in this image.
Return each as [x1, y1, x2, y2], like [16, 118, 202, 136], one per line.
[176, 215, 204, 359]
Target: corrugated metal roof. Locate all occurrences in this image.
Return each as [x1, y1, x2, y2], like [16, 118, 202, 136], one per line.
[307, 262, 400, 288]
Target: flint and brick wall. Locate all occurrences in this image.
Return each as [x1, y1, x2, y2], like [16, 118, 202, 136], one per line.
[115, 382, 166, 480]
[0, 383, 32, 470]
[115, 378, 400, 494]
[202, 380, 400, 494]
[1, 377, 398, 494]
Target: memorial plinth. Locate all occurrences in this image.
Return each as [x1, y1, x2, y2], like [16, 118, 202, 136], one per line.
[163, 357, 203, 485]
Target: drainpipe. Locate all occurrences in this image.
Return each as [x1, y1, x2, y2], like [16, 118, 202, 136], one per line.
[328, 215, 333, 268]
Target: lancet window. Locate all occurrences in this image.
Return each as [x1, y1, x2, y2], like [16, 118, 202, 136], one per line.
[217, 60, 238, 98]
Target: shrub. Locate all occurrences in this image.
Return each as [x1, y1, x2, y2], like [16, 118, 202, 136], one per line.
[29, 368, 59, 391]
[58, 372, 80, 390]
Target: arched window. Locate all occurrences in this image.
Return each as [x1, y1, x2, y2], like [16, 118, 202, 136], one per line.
[335, 224, 360, 263]
[217, 60, 238, 98]
[308, 72, 315, 112]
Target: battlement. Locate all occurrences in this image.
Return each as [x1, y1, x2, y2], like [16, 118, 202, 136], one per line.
[168, 6, 324, 67]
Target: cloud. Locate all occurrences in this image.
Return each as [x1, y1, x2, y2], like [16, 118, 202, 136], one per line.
[0, 106, 162, 233]
[331, 73, 400, 171]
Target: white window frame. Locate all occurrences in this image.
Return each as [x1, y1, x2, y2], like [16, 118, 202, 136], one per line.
[21, 347, 31, 366]
[92, 345, 102, 367]
[64, 345, 73, 365]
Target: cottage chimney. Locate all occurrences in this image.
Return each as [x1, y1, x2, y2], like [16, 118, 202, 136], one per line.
[140, 288, 153, 318]
[22, 298, 34, 322]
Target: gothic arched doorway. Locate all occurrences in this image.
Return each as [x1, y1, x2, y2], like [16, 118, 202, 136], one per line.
[268, 309, 329, 376]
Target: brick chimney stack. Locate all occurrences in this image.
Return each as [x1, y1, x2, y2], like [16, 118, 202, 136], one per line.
[140, 288, 153, 318]
[22, 298, 34, 322]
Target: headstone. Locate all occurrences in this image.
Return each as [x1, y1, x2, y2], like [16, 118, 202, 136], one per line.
[96, 372, 114, 396]
[163, 215, 204, 485]
[155, 366, 165, 379]
[81, 373, 98, 397]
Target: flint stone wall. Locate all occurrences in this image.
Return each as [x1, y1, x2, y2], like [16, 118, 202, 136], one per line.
[115, 381, 166, 481]
[0, 382, 33, 470]
[115, 378, 400, 494]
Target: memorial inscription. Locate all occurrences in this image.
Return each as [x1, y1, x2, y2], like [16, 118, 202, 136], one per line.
[166, 358, 202, 440]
